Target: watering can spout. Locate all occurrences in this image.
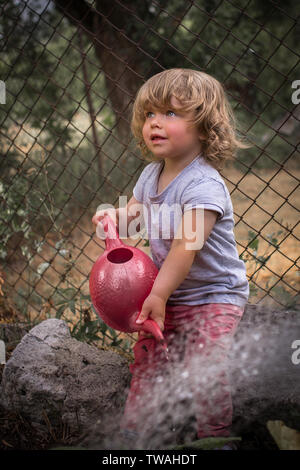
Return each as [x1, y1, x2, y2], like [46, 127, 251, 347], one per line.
[134, 318, 166, 345]
[134, 317, 168, 356]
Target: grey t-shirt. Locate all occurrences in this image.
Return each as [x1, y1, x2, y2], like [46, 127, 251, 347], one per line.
[133, 155, 249, 308]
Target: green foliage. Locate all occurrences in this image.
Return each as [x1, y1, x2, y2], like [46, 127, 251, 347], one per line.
[0, 1, 122, 228]
[132, 0, 300, 169]
[269, 285, 300, 310]
[1, 1, 298, 235]
[0, 177, 31, 259]
[52, 286, 134, 353]
[168, 436, 241, 450]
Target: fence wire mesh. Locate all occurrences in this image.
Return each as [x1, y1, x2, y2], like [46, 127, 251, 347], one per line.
[0, 0, 299, 352]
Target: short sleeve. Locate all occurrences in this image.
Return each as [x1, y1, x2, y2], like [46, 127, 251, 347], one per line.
[182, 177, 227, 219]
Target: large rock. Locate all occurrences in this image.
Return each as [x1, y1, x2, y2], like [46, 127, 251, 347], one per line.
[230, 305, 300, 448]
[0, 319, 131, 436]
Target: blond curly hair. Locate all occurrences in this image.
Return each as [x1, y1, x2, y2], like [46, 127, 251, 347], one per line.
[131, 68, 248, 170]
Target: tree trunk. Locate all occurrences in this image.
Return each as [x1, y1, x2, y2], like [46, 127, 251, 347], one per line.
[54, 0, 145, 177]
[93, 17, 143, 145]
[78, 28, 103, 176]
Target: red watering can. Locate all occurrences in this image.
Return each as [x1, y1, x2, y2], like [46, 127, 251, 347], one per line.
[89, 214, 167, 348]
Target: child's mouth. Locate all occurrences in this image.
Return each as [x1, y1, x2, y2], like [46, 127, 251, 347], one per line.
[151, 135, 167, 141]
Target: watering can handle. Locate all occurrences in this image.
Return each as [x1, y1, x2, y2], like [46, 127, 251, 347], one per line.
[101, 214, 122, 250]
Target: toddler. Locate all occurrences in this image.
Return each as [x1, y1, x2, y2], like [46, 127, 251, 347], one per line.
[92, 68, 249, 448]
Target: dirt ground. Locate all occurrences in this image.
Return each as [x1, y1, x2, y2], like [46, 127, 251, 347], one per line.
[222, 166, 299, 301]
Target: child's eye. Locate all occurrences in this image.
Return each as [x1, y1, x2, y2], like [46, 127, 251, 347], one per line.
[145, 111, 154, 118]
[166, 110, 176, 117]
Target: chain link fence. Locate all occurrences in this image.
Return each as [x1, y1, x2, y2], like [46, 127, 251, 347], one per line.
[0, 0, 299, 353]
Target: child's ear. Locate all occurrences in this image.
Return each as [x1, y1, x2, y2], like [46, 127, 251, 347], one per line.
[198, 124, 207, 141]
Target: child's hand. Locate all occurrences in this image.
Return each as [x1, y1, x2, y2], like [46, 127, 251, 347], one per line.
[136, 293, 166, 338]
[92, 208, 118, 229]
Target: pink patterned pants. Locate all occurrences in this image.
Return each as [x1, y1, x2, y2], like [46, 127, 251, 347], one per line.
[121, 303, 244, 439]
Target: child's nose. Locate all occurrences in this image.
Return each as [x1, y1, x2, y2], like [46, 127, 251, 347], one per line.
[150, 115, 162, 127]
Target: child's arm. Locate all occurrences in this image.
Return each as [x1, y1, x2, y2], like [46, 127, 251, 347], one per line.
[136, 209, 218, 332]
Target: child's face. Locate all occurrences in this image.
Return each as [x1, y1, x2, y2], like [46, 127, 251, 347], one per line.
[142, 96, 202, 162]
